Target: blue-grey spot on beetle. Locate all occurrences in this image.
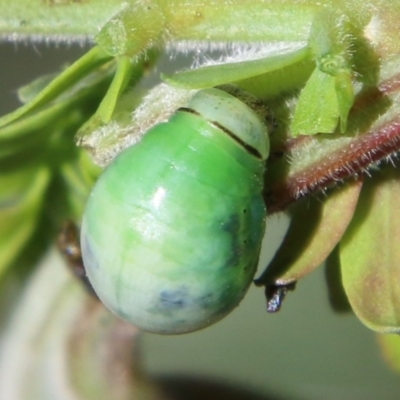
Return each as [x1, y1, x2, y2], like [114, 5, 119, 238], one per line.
[158, 287, 189, 310]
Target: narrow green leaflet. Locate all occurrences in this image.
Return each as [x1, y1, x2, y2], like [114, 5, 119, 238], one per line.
[77, 54, 151, 138]
[0, 166, 50, 277]
[163, 46, 311, 89]
[340, 167, 400, 333]
[0, 62, 115, 162]
[76, 55, 132, 137]
[0, 51, 116, 276]
[0, 46, 113, 128]
[0, 92, 94, 161]
[256, 180, 362, 286]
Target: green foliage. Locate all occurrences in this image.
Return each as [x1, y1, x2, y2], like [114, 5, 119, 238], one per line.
[341, 167, 400, 332]
[162, 47, 312, 90]
[256, 182, 362, 286]
[2, 0, 400, 363]
[0, 53, 112, 276]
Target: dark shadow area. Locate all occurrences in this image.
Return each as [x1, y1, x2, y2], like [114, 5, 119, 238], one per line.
[324, 246, 352, 313]
[155, 375, 305, 400]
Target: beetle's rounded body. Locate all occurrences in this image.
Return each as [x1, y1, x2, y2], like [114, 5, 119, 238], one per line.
[81, 88, 269, 334]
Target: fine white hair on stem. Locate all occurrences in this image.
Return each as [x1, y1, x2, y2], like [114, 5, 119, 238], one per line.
[166, 41, 306, 68]
[82, 41, 305, 167]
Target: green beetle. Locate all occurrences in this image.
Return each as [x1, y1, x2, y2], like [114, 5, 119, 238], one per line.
[80, 86, 270, 334]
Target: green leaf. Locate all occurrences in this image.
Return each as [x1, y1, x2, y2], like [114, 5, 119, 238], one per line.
[0, 70, 113, 165]
[340, 167, 400, 332]
[256, 180, 362, 285]
[292, 8, 356, 136]
[162, 46, 311, 89]
[291, 67, 340, 135]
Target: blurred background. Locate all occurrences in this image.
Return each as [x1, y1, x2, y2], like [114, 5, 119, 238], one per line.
[1, 42, 400, 400]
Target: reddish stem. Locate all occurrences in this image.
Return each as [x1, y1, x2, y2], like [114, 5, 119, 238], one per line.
[266, 74, 400, 213]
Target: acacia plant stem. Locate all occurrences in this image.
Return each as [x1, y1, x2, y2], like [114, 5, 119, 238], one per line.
[266, 73, 400, 213]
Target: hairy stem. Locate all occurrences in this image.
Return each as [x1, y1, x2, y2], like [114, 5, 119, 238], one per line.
[266, 72, 400, 213]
